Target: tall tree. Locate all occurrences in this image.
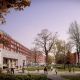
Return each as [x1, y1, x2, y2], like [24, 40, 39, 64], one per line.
[53, 39, 73, 69]
[55, 53, 65, 64]
[69, 21, 80, 64]
[65, 41, 73, 64]
[47, 55, 53, 64]
[34, 29, 57, 65]
[66, 41, 73, 52]
[53, 40, 67, 65]
[0, 0, 31, 24]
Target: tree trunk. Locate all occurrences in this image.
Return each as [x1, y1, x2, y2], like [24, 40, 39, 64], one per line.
[76, 47, 79, 66]
[63, 54, 66, 70]
[77, 46, 79, 66]
[45, 53, 48, 66]
[35, 53, 37, 66]
[77, 52, 79, 66]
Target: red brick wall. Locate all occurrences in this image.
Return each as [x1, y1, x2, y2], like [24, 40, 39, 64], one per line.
[0, 32, 32, 63]
[70, 53, 76, 64]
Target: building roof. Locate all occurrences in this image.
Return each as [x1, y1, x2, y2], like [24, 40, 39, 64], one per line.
[0, 29, 10, 37]
[0, 29, 31, 53]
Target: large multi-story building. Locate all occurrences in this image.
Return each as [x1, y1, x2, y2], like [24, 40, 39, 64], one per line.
[0, 30, 32, 69]
[36, 52, 45, 65]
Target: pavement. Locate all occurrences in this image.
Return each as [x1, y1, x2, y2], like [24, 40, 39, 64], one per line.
[3, 69, 64, 80]
[47, 75, 65, 80]
[13, 69, 65, 80]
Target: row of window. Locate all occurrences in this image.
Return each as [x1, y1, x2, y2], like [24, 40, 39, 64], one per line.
[0, 33, 31, 56]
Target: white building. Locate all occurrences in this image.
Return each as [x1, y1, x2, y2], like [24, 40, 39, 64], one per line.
[0, 30, 32, 69]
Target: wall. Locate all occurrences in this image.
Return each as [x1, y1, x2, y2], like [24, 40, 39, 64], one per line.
[0, 48, 26, 68]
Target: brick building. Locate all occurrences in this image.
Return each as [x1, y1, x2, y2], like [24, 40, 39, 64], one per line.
[69, 53, 76, 64]
[36, 51, 46, 65]
[73, 53, 80, 64]
[31, 51, 46, 65]
[0, 30, 32, 69]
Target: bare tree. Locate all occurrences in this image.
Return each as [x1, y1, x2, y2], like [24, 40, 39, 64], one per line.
[34, 29, 57, 65]
[0, 0, 31, 24]
[66, 41, 73, 52]
[69, 21, 80, 64]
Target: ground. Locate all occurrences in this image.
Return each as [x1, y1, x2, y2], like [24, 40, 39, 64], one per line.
[3, 68, 80, 80]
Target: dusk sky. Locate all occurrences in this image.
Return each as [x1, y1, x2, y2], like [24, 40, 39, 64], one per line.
[0, 0, 80, 49]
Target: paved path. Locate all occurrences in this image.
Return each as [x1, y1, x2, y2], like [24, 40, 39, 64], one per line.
[47, 74, 65, 80]
[14, 69, 66, 80]
[47, 70, 80, 80]
[46, 70, 65, 80]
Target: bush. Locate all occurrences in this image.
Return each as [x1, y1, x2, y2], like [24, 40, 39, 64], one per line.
[26, 67, 36, 71]
[0, 73, 48, 80]
[0, 68, 2, 74]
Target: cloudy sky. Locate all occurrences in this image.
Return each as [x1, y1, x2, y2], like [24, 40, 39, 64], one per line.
[0, 0, 80, 49]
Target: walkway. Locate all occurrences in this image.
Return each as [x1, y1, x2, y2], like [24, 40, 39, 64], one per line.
[47, 70, 65, 80]
[47, 70, 80, 80]
[14, 69, 66, 80]
[47, 75, 65, 80]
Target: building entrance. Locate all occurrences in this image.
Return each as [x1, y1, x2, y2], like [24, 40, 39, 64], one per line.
[3, 57, 18, 69]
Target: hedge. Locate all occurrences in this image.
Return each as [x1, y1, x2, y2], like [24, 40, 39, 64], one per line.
[0, 74, 48, 80]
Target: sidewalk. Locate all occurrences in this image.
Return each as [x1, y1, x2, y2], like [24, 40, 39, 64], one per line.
[47, 70, 80, 80]
[47, 74, 65, 80]
[14, 69, 65, 80]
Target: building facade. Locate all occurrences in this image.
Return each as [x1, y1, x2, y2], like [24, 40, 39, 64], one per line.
[0, 30, 32, 69]
[67, 53, 76, 64]
[31, 51, 46, 66]
[37, 52, 46, 65]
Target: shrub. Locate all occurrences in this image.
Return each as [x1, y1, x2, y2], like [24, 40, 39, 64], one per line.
[0, 68, 2, 74]
[0, 74, 48, 80]
[26, 67, 36, 71]
[26, 66, 44, 71]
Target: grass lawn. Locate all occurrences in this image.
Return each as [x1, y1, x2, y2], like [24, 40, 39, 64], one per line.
[55, 64, 80, 72]
[62, 75, 80, 80]
[26, 65, 51, 71]
[57, 67, 80, 72]
[26, 66, 44, 71]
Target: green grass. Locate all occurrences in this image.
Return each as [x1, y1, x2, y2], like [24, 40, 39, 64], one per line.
[26, 66, 44, 71]
[57, 67, 80, 72]
[54, 64, 80, 72]
[26, 64, 80, 72]
[26, 66, 51, 71]
[62, 75, 80, 80]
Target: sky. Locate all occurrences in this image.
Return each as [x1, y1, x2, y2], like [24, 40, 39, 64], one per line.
[0, 0, 80, 49]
